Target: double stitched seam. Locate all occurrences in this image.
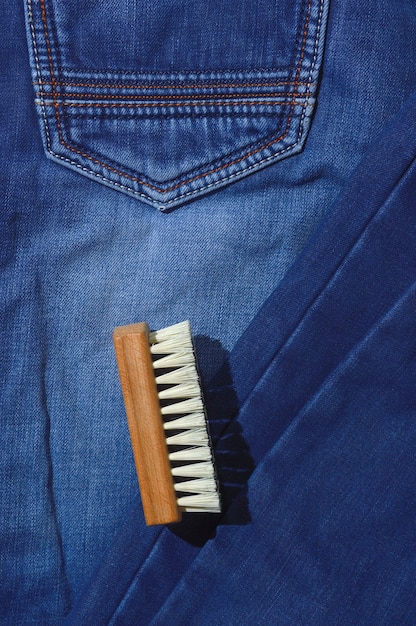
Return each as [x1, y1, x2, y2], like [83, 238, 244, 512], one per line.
[34, 79, 316, 91]
[37, 101, 311, 109]
[27, 1, 53, 153]
[36, 0, 315, 198]
[51, 65, 299, 75]
[28, 0, 157, 204]
[35, 91, 313, 102]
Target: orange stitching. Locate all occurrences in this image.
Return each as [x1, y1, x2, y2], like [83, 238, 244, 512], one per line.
[295, 1, 311, 85]
[34, 79, 316, 90]
[38, 101, 309, 109]
[35, 90, 313, 101]
[39, 0, 313, 196]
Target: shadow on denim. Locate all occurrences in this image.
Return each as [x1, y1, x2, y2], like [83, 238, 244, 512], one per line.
[168, 335, 254, 547]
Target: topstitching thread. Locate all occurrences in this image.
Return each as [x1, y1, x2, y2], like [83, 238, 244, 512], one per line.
[32, 0, 318, 201]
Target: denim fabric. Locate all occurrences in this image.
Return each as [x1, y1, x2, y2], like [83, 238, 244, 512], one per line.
[25, 0, 328, 209]
[1, 0, 416, 624]
[67, 92, 416, 626]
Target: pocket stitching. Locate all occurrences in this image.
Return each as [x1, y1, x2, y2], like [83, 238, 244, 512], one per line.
[34, 79, 316, 91]
[61, 105, 297, 189]
[28, 0, 325, 207]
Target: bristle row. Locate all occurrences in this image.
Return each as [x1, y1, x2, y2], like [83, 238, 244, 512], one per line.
[150, 321, 220, 514]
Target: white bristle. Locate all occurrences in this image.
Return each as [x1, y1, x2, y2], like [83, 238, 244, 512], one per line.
[155, 364, 197, 385]
[150, 338, 193, 354]
[174, 478, 217, 493]
[149, 320, 191, 342]
[163, 413, 207, 430]
[169, 446, 212, 462]
[171, 461, 215, 478]
[161, 397, 204, 415]
[158, 382, 200, 400]
[151, 320, 220, 515]
[166, 428, 209, 447]
[151, 351, 195, 369]
[176, 494, 221, 512]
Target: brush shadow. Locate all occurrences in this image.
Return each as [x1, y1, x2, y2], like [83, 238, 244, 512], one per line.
[168, 334, 255, 547]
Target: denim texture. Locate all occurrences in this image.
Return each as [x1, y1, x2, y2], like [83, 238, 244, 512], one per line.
[26, 0, 328, 209]
[1, 0, 416, 623]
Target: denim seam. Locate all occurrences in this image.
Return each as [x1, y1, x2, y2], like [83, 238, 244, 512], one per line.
[52, 66, 301, 76]
[27, 0, 155, 202]
[36, 0, 313, 194]
[34, 79, 317, 91]
[35, 90, 313, 101]
[27, 0, 53, 155]
[30, 0, 319, 201]
[28, 0, 324, 206]
[59, 111, 299, 121]
[58, 106, 297, 192]
[37, 100, 311, 109]
[48, 103, 292, 189]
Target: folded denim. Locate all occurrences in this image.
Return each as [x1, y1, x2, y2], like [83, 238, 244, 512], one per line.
[2, 0, 416, 624]
[67, 92, 416, 624]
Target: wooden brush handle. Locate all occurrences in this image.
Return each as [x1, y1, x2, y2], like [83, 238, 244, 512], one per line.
[113, 323, 181, 525]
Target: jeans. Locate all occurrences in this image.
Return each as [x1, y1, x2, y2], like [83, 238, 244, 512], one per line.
[1, 0, 416, 623]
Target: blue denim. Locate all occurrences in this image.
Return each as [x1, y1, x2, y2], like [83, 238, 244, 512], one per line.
[25, 0, 328, 210]
[1, 0, 416, 624]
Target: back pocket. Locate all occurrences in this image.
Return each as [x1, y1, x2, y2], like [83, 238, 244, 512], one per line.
[25, 0, 329, 210]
